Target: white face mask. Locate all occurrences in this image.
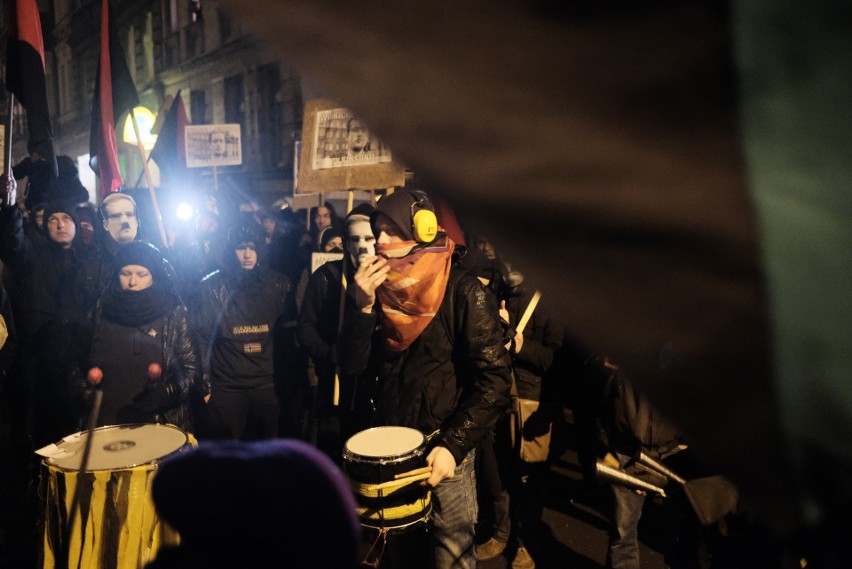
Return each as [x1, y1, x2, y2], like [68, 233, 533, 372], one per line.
[346, 219, 376, 268]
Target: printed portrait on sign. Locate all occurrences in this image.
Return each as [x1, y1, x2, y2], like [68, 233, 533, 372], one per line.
[312, 108, 392, 170]
[185, 124, 243, 168]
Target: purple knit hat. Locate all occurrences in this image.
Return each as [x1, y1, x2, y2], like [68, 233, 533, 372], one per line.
[151, 439, 361, 568]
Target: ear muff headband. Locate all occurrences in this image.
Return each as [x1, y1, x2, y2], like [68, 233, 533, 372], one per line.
[410, 192, 438, 243]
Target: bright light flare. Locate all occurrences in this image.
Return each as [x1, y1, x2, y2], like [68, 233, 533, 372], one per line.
[176, 203, 195, 221]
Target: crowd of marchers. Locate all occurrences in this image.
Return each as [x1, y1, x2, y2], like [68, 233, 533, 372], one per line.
[0, 161, 743, 569]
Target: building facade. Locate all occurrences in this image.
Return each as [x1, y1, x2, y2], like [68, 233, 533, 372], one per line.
[5, 0, 303, 205]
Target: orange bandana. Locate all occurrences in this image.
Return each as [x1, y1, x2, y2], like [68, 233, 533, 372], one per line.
[376, 235, 455, 351]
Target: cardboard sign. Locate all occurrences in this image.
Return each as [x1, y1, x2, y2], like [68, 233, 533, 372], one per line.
[297, 99, 405, 193]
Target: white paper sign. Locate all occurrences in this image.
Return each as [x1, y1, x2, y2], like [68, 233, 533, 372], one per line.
[185, 124, 243, 167]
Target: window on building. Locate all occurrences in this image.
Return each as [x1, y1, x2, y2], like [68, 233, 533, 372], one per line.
[168, 0, 179, 34]
[190, 0, 203, 22]
[190, 90, 208, 125]
[224, 74, 245, 163]
[256, 64, 282, 170]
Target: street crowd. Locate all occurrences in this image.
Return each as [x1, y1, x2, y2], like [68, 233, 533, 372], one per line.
[0, 158, 741, 569]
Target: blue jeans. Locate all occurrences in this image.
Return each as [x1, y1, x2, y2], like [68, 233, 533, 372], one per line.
[609, 484, 645, 569]
[429, 450, 478, 569]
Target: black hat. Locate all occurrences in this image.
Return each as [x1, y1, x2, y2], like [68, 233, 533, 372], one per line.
[114, 241, 173, 285]
[372, 190, 423, 241]
[41, 201, 80, 239]
[151, 439, 361, 568]
[347, 202, 375, 220]
[227, 224, 262, 250]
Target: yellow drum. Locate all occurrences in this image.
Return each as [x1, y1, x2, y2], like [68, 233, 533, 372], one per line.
[39, 423, 194, 569]
[343, 426, 432, 531]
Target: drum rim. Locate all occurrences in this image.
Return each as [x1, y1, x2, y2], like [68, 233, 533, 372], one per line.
[45, 423, 190, 471]
[343, 426, 426, 462]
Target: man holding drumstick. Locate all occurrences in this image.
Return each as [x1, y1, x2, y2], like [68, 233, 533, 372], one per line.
[339, 189, 512, 569]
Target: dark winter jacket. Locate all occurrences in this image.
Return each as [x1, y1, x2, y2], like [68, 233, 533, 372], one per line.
[504, 287, 563, 401]
[0, 206, 100, 343]
[194, 266, 294, 391]
[339, 265, 513, 465]
[296, 260, 345, 409]
[88, 302, 201, 432]
[595, 358, 680, 461]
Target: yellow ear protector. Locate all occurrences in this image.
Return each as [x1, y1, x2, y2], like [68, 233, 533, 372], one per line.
[410, 191, 438, 243]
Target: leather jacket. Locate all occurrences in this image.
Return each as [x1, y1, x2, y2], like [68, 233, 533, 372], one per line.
[88, 303, 201, 432]
[339, 265, 513, 464]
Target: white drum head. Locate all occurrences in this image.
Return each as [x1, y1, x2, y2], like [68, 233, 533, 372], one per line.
[46, 424, 188, 471]
[345, 426, 424, 458]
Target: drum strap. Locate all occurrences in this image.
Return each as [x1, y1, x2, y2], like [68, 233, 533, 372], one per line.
[361, 528, 388, 569]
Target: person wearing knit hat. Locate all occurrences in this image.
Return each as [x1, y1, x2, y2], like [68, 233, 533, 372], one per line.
[145, 439, 361, 569]
[41, 201, 80, 249]
[339, 189, 512, 568]
[0, 177, 102, 447]
[194, 223, 295, 440]
[84, 241, 201, 431]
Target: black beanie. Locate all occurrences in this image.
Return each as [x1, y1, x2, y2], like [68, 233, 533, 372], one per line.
[372, 190, 422, 241]
[41, 201, 80, 238]
[151, 440, 361, 569]
[113, 241, 172, 286]
[227, 224, 262, 250]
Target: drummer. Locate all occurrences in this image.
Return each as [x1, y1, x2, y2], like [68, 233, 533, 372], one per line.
[83, 241, 202, 432]
[339, 189, 513, 568]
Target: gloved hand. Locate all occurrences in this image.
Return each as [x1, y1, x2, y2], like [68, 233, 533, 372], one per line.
[0, 175, 16, 208]
[134, 382, 177, 413]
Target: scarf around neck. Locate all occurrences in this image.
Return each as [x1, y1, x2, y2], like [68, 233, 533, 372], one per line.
[102, 283, 178, 327]
[376, 235, 455, 351]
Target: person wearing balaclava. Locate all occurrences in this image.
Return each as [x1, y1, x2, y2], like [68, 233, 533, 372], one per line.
[318, 225, 344, 253]
[84, 241, 200, 431]
[338, 189, 513, 569]
[193, 224, 295, 441]
[0, 175, 102, 447]
[297, 203, 374, 459]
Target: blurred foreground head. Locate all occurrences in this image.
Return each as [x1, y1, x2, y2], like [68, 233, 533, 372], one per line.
[148, 439, 361, 569]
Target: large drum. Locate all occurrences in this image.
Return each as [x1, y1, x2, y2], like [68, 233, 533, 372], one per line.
[39, 423, 194, 569]
[343, 426, 432, 531]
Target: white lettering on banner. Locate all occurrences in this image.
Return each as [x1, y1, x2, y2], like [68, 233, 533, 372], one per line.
[232, 324, 270, 335]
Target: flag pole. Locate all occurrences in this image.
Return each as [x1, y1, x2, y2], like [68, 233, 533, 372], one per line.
[4, 95, 14, 180]
[129, 108, 168, 248]
[331, 189, 357, 408]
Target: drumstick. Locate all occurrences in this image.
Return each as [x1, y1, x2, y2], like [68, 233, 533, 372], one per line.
[394, 466, 432, 480]
[371, 472, 432, 491]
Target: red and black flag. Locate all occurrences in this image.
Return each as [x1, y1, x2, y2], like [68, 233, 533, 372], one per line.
[150, 90, 190, 184]
[89, 0, 139, 196]
[5, 0, 57, 174]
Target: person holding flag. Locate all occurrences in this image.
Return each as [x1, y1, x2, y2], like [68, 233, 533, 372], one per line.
[5, 0, 58, 211]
